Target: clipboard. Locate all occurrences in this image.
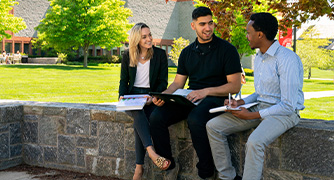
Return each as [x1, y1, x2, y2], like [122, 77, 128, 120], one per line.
[149, 92, 197, 107]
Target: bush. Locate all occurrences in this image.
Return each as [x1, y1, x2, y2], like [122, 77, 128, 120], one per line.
[57, 53, 67, 64]
[244, 68, 254, 76]
[169, 37, 190, 66]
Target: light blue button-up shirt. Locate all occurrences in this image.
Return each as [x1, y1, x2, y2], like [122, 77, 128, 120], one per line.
[243, 41, 305, 118]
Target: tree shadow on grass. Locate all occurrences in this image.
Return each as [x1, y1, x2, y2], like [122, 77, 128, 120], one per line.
[0, 64, 106, 70]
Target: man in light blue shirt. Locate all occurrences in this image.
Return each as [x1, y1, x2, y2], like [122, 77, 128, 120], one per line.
[206, 13, 304, 180]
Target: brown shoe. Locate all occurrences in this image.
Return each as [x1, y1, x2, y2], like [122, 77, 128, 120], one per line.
[163, 162, 179, 180]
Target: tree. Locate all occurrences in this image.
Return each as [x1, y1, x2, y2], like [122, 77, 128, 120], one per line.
[165, 0, 334, 44]
[34, 0, 132, 67]
[296, 27, 333, 79]
[169, 37, 190, 66]
[0, 0, 26, 41]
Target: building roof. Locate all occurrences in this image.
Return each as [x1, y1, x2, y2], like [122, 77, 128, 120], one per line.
[297, 16, 334, 39]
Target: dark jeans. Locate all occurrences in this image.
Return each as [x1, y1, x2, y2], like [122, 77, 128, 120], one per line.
[149, 96, 226, 179]
[126, 87, 156, 164]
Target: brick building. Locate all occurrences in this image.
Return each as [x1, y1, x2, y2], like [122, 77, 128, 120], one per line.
[0, 0, 196, 57]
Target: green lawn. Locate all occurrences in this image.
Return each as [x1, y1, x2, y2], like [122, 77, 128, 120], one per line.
[0, 64, 333, 120]
[304, 67, 334, 79]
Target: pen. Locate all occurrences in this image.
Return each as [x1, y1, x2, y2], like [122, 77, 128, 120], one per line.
[228, 93, 231, 107]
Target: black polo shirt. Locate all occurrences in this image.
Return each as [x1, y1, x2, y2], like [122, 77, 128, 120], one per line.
[177, 34, 242, 90]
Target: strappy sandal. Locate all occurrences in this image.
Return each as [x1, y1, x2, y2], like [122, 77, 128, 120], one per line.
[154, 157, 171, 170]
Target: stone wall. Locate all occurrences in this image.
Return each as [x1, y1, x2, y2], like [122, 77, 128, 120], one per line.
[28, 57, 58, 64]
[0, 101, 333, 180]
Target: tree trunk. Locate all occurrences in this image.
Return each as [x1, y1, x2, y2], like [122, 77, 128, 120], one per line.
[308, 67, 311, 79]
[83, 45, 88, 68]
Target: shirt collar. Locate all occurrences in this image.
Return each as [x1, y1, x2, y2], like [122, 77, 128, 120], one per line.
[263, 40, 280, 57]
[192, 34, 218, 51]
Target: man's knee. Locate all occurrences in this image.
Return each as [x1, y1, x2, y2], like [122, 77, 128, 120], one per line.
[246, 136, 266, 152]
[187, 111, 207, 130]
[149, 108, 169, 128]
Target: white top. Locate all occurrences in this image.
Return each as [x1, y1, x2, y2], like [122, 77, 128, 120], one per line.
[134, 60, 150, 88]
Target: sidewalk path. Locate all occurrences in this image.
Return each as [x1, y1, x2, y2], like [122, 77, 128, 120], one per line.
[303, 90, 334, 99]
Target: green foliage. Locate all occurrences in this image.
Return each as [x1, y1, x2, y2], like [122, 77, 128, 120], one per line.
[57, 53, 67, 64]
[34, 0, 133, 67]
[169, 37, 190, 66]
[0, 0, 26, 40]
[297, 27, 334, 79]
[193, 0, 275, 58]
[244, 68, 254, 76]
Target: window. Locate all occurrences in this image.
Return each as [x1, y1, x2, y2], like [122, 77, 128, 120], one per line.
[168, 46, 172, 54]
[15, 43, 21, 53]
[5, 43, 12, 53]
[112, 47, 118, 56]
[24, 44, 29, 54]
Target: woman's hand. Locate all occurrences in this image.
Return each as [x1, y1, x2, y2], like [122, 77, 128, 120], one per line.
[145, 95, 153, 105]
[119, 96, 124, 101]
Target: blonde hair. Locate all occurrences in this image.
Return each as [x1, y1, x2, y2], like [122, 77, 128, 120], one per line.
[128, 23, 154, 67]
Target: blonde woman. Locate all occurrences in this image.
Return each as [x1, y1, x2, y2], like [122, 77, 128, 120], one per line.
[118, 23, 170, 180]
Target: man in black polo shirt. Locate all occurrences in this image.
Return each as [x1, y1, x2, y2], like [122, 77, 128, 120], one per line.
[150, 7, 242, 180]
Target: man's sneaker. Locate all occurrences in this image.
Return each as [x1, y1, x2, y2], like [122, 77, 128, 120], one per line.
[163, 162, 179, 180]
[199, 171, 216, 180]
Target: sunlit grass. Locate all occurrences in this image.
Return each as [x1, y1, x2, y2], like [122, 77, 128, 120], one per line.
[0, 64, 333, 120]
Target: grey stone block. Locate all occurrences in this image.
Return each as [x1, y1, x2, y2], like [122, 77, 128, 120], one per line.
[0, 133, 9, 160]
[0, 157, 23, 170]
[43, 106, 66, 116]
[178, 140, 196, 174]
[112, 157, 125, 177]
[57, 116, 66, 134]
[265, 147, 281, 169]
[10, 123, 21, 144]
[281, 126, 334, 177]
[91, 120, 97, 136]
[0, 106, 23, 123]
[263, 169, 302, 180]
[58, 135, 76, 165]
[76, 137, 98, 148]
[115, 111, 133, 123]
[66, 109, 90, 135]
[0, 124, 9, 133]
[124, 124, 135, 150]
[23, 144, 43, 165]
[86, 156, 113, 177]
[44, 146, 57, 163]
[23, 122, 38, 143]
[39, 116, 57, 146]
[99, 122, 125, 158]
[90, 109, 115, 121]
[124, 149, 136, 178]
[10, 144, 22, 157]
[302, 177, 321, 180]
[228, 133, 244, 174]
[24, 114, 40, 121]
[76, 148, 85, 167]
[23, 106, 43, 115]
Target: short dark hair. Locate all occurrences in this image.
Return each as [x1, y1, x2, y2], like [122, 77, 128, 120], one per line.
[192, 7, 212, 20]
[250, 13, 278, 41]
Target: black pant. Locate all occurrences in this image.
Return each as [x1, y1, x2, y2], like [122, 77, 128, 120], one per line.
[126, 87, 156, 164]
[149, 96, 226, 178]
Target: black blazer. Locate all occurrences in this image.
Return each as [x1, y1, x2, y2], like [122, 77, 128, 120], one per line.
[118, 46, 168, 97]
